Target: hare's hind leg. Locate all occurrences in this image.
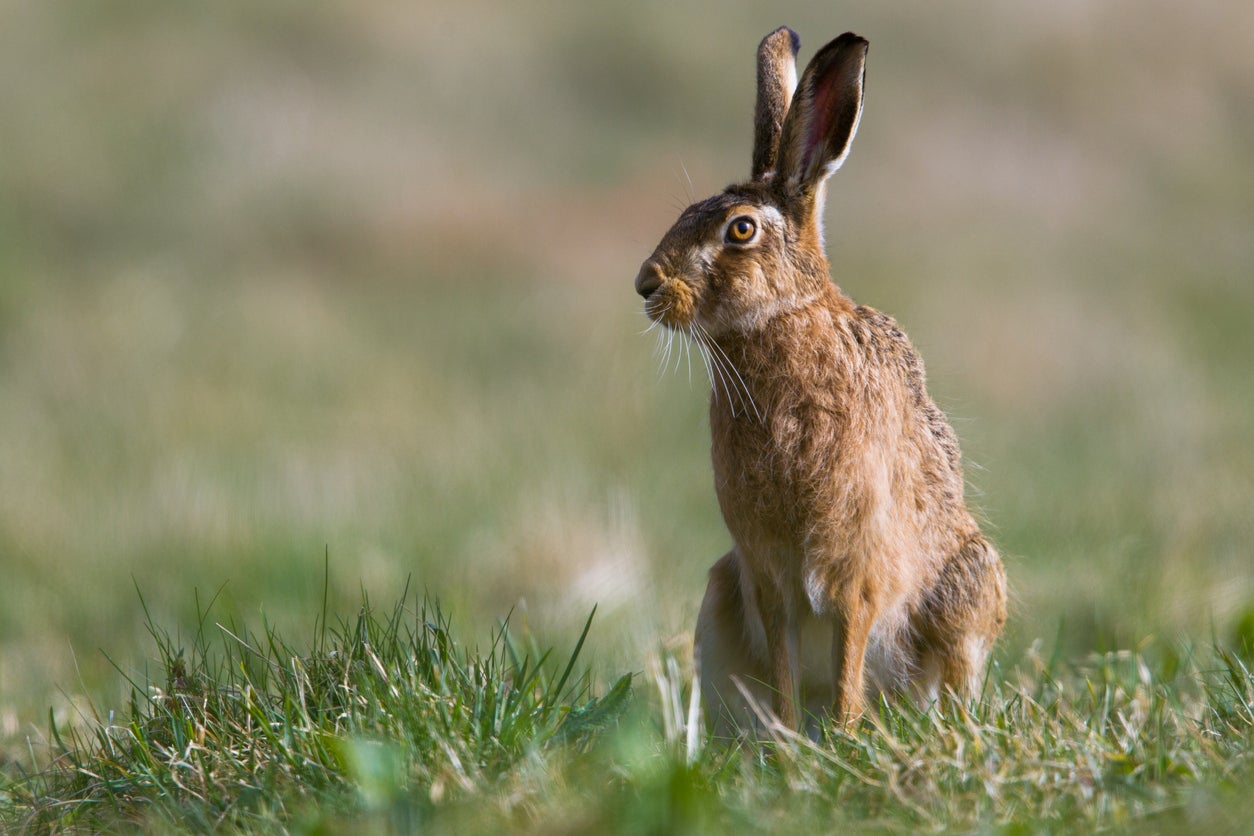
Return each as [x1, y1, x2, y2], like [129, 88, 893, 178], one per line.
[694, 550, 771, 737]
[913, 534, 1007, 703]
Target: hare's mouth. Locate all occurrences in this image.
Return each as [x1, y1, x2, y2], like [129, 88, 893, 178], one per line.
[636, 262, 697, 328]
[643, 283, 697, 330]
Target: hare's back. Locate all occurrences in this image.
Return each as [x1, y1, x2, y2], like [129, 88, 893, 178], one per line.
[846, 304, 965, 477]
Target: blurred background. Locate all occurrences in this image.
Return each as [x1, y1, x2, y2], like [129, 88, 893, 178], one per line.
[1, 1, 1252, 734]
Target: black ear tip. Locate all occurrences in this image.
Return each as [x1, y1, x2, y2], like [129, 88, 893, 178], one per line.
[786, 27, 801, 55]
[835, 31, 869, 52]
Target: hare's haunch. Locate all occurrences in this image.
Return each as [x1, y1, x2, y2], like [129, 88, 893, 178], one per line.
[635, 28, 1006, 734]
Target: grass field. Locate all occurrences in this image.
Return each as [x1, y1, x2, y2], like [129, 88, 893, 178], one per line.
[2, 1, 1253, 830]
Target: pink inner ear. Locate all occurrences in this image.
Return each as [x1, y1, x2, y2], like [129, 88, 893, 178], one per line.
[804, 79, 841, 169]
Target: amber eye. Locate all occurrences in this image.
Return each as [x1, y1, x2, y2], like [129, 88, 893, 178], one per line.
[725, 216, 757, 244]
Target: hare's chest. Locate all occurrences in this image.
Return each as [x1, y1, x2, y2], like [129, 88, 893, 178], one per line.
[710, 406, 836, 548]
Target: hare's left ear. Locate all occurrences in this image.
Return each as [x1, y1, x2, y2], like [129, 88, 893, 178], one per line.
[751, 26, 801, 182]
[774, 32, 868, 199]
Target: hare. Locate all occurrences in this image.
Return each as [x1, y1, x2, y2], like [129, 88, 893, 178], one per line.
[634, 28, 1006, 735]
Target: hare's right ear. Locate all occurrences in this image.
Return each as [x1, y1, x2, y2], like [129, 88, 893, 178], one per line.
[774, 33, 868, 200]
[751, 27, 801, 182]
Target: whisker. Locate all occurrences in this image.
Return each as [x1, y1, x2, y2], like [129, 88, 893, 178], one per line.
[684, 329, 694, 385]
[689, 327, 716, 393]
[661, 328, 675, 379]
[640, 303, 671, 336]
[695, 321, 764, 423]
[711, 338, 748, 417]
[653, 322, 674, 380]
[691, 326, 736, 414]
[642, 314, 760, 425]
[676, 155, 696, 202]
[688, 327, 733, 409]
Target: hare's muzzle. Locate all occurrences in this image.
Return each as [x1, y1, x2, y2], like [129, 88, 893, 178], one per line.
[634, 261, 664, 300]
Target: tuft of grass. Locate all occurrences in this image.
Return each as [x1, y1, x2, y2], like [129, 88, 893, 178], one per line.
[1, 588, 630, 831]
[2, 592, 1253, 833]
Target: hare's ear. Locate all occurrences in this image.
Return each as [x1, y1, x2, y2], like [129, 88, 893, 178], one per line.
[774, 32, 868, 198]
[751, 26, 801, 182]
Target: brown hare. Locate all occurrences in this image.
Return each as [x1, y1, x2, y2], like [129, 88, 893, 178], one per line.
[634, 28, 1006, 735]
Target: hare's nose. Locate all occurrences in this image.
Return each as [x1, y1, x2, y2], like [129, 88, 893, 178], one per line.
[635, 262, 664, 299]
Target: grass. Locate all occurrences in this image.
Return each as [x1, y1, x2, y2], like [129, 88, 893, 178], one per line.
[2, 589, 1252, 832]
[2, 585, 632, 831]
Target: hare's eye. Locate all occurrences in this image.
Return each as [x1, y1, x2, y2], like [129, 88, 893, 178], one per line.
[725, 216, 757, 244]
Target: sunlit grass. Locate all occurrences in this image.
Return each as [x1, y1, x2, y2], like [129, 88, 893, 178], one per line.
[2, 588, 630, 831]
[2, 590, 1251, 832]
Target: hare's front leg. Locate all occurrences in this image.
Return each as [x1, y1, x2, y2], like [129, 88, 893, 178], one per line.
[829, 587, 874, 724]
[694, 550, 771, 737]
[761, 596, 802, 730]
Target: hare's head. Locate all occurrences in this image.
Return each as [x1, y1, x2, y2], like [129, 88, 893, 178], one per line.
[635, 29, 868, 336]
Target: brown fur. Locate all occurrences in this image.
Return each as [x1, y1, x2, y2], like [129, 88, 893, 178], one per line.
[635, 29, 1006, 735]
[752, 27, 800, 181]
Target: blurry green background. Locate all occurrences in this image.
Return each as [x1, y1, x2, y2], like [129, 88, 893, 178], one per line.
[1, 0, 1252, 735]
